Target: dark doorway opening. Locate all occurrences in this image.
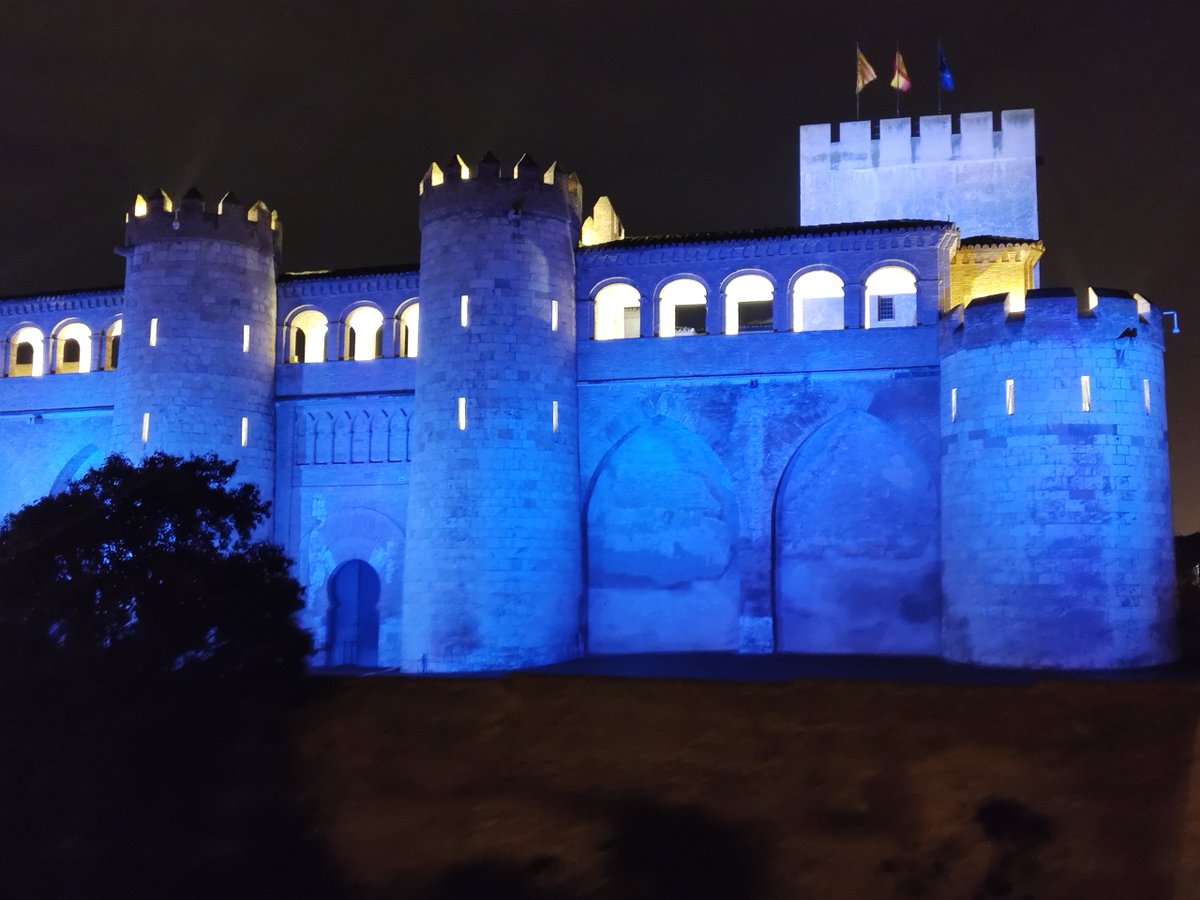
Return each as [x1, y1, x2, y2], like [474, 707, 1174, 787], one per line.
[326, 559, 381, 667]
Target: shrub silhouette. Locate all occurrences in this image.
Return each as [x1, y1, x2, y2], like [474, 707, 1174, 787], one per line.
[0, 453, 340, 899]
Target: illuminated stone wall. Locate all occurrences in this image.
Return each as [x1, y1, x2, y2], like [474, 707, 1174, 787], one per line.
[0, 289, 121, 516]
[274, 394, 413, 668]
[272, 271, 419, 668]
[0, 114, 1179, 672]
[939, 290, 1176, 667]
[949, 239, 1042, 311]
[577, 333, 941, 655]
[111, 191, 280, 509]
[574, 226, 950, 654]
[800, 110, 1039, 242]
[0, 406, 111, 515]
[401, 158, 584, 671]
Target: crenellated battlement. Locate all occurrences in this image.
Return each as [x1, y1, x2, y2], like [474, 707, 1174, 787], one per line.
[799, 109, 1039, 241]
[124, 187, 282, 261]
[800, 109, 1036, 169]
[940, 286, 1163, 351]
[417, 151, 583, 228]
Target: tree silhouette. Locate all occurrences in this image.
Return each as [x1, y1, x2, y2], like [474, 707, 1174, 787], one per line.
[0, 453, 337, 899]
[0, 452, 311, 685]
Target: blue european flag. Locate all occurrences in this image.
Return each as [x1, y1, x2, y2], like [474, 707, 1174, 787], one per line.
[939, 47, 955, 91]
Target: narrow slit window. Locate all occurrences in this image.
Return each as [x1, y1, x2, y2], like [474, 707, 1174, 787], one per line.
[1080, 375, 1092, 412]
[551, 300, 559, 332]
[240, 416, 249, 447]
[1005, 379, 1015, 416]
[950, 387, 958, 423]
[1144, 379, 1151, 414]
[141, 412, 150, 443]
[242, 324, 251, 353]
[457, 396, 467, 430]
[552, 400, 559, 433]
[460, 294, 469, 328]
[149, 317, 158, 347]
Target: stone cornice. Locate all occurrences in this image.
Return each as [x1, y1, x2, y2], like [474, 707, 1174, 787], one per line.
[578, 222, 957, 268]
[952, 239, 1044, 266]
[278, 270, 421, 302]
[0, 288, 123, 318]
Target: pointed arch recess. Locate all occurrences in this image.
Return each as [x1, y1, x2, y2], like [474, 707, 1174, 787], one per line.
[584, 416, 740, 653]
[773, 410, 939, 655]
[50, 444, 104, 494]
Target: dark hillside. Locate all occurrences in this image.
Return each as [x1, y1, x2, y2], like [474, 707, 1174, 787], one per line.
[299, 675, 1200, 899]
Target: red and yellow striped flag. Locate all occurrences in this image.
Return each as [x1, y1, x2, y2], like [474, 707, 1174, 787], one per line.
[890, 51, 911, 92]
[856, 48, 877, 94]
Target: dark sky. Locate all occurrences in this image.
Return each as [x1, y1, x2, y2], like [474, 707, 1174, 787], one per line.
[3, 0, 1197, 531]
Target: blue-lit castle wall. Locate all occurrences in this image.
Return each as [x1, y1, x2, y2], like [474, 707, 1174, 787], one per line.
[0, 109, 1177, 670]
[939, 290, 1175, 667]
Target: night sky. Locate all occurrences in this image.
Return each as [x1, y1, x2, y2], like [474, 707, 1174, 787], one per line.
[3, 0, 1197, 531]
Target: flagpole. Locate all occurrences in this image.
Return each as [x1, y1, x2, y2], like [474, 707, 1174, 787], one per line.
[937, 38, 943, 115]
[894, 42, 900, 116]
[855, 43, 861, 120]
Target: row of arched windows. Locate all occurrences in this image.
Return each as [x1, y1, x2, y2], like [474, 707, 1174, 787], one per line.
[4, 318, 122, 377]
[592, 266, 919, 339]
[286, 303, 419, 364]
[5, 266, 919, 377]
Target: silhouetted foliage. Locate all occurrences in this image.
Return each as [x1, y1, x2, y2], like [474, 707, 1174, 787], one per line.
[0, 452, 311, 687]
[0, 453, 341, 899]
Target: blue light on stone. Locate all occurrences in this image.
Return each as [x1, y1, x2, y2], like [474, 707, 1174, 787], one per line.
[0, 110, 1177, 671]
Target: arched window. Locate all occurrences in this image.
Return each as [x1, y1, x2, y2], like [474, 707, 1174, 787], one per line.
[594, 283, 641, 340]
[288, 309, 328, 363]
[103, 319, 122, 370]
[345, 306, 384, 361]
[54, 321, 93, 373]
[723, 273, 774, 335]
[8, 326, 44, 377]
[658, 278, 707, 337]
[792, 271, 845, 332]
[864, 266, 918, 329]
[399, 303, 420, 357]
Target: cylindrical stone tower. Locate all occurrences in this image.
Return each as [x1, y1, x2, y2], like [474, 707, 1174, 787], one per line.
[402, 153, 584, 671]
[111, 188, 281, 508]
[939, 288, 1176, 668]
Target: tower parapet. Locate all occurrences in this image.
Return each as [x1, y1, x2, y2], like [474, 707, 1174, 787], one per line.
[941, 287, 1163, 350]
[800, 109, 1039, 242]
[403, 152, 584, 671]
[417, 152, 583, 223]
[125, 188, 281, 261]
[111, 188, 280, 510]
[938, 287, 1175, 668]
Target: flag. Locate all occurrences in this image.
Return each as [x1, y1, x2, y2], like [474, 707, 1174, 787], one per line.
[938, 46, 955, 91]
[890, 51, 911, 92]
[856, 48, 877, 94]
